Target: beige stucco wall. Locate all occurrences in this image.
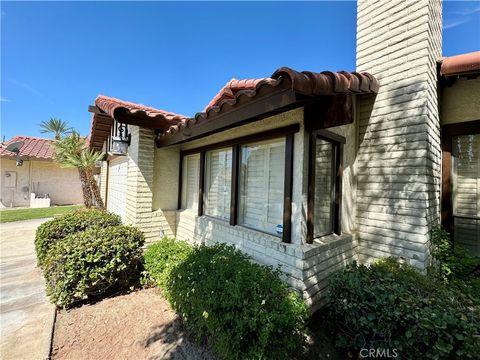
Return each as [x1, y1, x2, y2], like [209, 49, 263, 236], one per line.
[0, 158, 83, 208]
[441, 77, 480, 125]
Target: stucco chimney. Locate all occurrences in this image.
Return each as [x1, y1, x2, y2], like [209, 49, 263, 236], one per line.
[355, 0, 442, 269]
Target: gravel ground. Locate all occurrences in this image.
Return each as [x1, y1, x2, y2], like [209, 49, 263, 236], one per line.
[51, 288, 214, 360]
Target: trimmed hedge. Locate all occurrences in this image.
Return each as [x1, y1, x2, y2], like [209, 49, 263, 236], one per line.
[143, 238, 192, 288]
[328, 258, 480, 359]
[163, 243, 307, 360]
[44, 225, 144, 308]
[35, 209, 121, 266]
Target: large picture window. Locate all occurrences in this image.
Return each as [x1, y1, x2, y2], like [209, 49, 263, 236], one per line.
[181, 153, 200, 210]
[177, 124, 298, 242]
[239, 138, 285, 235]
[307, 130, 344, 243]
[204, 148, 232, 220]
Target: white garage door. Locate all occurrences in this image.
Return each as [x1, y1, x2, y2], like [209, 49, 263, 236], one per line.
[107, 157, 128, 222]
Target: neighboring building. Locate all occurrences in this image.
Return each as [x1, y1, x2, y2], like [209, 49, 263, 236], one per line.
[88, 1, 479, 311]
[0, 136, 83, 208]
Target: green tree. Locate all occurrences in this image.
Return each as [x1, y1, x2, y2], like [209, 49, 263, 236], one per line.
[53, 132, 104, 209]
[39, 118, 71, 140]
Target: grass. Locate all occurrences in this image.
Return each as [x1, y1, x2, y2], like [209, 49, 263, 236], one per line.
[0, 205, 83, 223]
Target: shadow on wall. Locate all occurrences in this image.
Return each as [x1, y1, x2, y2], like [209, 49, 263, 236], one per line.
[355, 80, 440, 269]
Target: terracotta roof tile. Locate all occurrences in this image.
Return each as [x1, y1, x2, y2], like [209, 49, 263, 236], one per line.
[204, 78, 276, 112]
[89, 67, 379, 146]
[440, 51, 480, 77]
[163, 67, 379, 136]
[95, 95, 190, 125]
[0, 136, 55, 160]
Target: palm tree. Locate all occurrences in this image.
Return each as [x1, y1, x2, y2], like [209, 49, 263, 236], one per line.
[53, 132, 104, 209]
[77, 148, 105, 209]
[53, 132, 93, 208]
[40, 118, 71, 140]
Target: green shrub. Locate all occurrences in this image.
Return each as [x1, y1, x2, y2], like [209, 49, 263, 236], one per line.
[328, 258, 480, 359]
[163, 243, 307, 360]
[44, 225, 144, 308]
[430, 226, 480, 283]
[143, 238, 192, 287]
[35, 209, 121, 266]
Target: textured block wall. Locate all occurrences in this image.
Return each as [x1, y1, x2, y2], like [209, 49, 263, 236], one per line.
[356, 0, 442, 269]
[124, 126, 173, 242]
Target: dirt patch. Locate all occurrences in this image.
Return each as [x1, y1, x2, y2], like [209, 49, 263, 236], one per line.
[51, 288, 213, 360]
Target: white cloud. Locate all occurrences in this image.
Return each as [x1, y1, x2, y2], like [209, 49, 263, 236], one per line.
[443, 18, 470, 30]
[9, 79, 44, 98]
[0, 97, 11, 103]
[448, 6, 480, 16]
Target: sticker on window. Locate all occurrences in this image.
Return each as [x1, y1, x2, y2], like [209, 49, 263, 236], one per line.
[276, 224, 283, 235]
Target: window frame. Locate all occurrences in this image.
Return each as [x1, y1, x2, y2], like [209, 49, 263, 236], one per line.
[307, 129, 344, 244]
[177, 124, 299, 242]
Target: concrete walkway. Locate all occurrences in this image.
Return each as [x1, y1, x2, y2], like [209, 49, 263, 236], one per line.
[1, 219, 55, 360]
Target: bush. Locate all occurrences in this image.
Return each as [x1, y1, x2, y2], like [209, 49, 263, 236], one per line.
[328, 258, 480, 359]
[143, 238, 192, 287]
[429, 227, 480, 283]
[43, 225, 144, 308]
[163, 243, 307, 360]
[35, 208, 121, 266]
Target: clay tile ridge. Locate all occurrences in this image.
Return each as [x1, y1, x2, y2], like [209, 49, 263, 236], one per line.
[95, 95, 191, 124]
[0, 135, 55, 160]
[440, 51, 480, 76]
[164, 67, 378, 136]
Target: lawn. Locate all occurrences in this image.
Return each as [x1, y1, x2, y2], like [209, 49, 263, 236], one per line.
[0, 205, 82, 223]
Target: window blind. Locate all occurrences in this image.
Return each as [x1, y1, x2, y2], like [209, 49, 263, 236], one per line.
[239, 138, 285, 235]
[453, 134, 480, 256]
[204, 148, 232, 220]
[314, 138, 334, 238]
[181, 153, 200, 210]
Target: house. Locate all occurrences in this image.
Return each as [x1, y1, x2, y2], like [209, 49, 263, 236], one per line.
[87, 1, 480, 310]
[0, 136, 83, 208]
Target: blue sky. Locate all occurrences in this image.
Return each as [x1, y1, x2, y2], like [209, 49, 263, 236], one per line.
[1, 1, 479, 140]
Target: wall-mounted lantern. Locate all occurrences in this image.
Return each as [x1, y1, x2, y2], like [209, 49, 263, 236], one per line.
[110, 125, 131, 156]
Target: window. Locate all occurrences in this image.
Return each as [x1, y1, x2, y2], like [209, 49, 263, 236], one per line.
[307, 130, 344, 243]
[204, 147, 232, 220]
[313, 138, 334, 237]
[452, 134, 480, 256]
[181, 153, 200, 210]
[239, 139, 285, 235]
[177, 124, 298, 242]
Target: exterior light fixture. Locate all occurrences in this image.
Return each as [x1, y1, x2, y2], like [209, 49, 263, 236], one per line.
[111, 125, 131, 155]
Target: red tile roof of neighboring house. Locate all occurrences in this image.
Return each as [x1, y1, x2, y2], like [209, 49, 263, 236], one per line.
[440, 51, 480, 77]
[95, 95, 190, 124]
[0, 136, 55, 160]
